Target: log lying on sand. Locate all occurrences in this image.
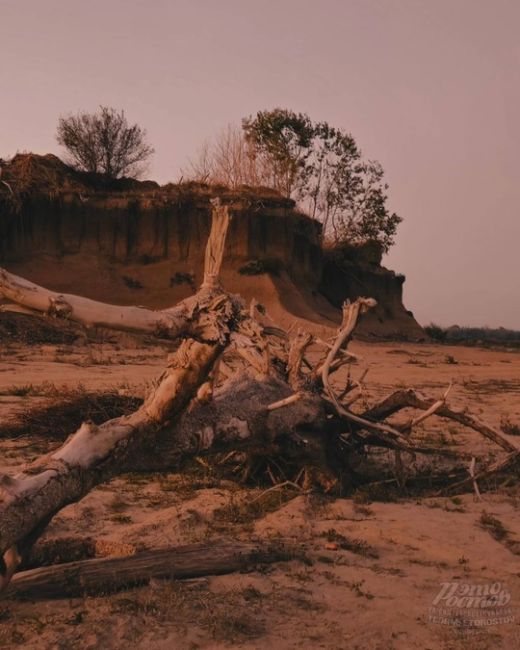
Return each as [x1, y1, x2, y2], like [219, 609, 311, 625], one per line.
[5, 541, 289, 599]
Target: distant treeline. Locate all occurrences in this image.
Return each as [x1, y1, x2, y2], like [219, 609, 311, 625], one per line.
[425, 324, 520, 347]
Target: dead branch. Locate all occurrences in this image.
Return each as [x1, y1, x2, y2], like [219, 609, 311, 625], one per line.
[287, 331, 313, 388]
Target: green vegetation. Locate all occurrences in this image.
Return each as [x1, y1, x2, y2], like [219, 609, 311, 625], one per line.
[425, 323, 520, 347]
[243, 108, 401, 252]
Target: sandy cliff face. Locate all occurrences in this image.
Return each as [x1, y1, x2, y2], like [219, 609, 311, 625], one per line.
[0, 154, 423, 338]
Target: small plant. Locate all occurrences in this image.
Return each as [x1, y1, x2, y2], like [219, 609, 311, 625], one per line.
[2, 384, 35, 396]
[347, 579, 374, 599]
[170, 271, 195, 287]
[122, 275, 143, 289]
[238, 258, 283, 276]
[425, 323, 447, 342]
[479, 511, 508, 541]
[323, 528, 379, 558]
[353, 503, 374, 516]
[501, 416, 520, 436]
[445, 354, 458, 365]
[110, 514, 133, 524]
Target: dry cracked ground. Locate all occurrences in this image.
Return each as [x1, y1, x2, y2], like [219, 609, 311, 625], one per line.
[1, 329, 520, 650]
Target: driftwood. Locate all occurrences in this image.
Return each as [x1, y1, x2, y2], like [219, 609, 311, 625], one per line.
[0, 197, 518, 596]
[6, 541, 287, 599]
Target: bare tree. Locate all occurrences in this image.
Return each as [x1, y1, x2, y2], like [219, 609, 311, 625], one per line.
[185, 125, 270, 189]
[56, 106, 154, 178]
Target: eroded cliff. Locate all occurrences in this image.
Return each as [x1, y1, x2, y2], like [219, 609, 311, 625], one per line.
[0, 154, 423, 338]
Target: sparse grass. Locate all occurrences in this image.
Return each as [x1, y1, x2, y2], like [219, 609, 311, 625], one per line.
[0, 384, 36, 396]
[212, 488, 296, 529]
[353, 503, 375, 516]
[323, 528, 379, 558]
[353, 482, 401, 503]
[347, 579, 374, 599]
[238, 257, 283, 276]
[0, 311, 80, 345]
[501, 416, 520, 436]
[170, 271, 195, 288]
[122, 275, 144, 289]
[0, 387, 142, 440]
[479, 511, 508, 541]
[462, 378, 520, 395]
[108, 497, 131, 513]
[425, 323, 520, 348]
[110, 514, 133, 525]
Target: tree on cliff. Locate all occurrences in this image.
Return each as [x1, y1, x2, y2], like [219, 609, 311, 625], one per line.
[243, 109, 401, 252]
[187, 109, 400, 252]
[56, 106, 154, 178]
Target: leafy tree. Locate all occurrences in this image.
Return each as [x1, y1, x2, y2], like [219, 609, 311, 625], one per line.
[242, 108, 401, 252]
[56, 106, 154, 178]
[242, 109, 314, 197]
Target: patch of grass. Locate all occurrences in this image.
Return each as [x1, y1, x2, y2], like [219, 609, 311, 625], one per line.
[479, 511, 508, 541]
[425, 323, 520, 348]
[0, 387, 142, 440]
[108, 497, 131, 513]
[122, 275, 143, 289]
[501, 416, 520, 436]
[353, 482, 401, 503]
[110, 514, 133, 524]
[323, 528, 379, 559]
[1, 384, 36, 396]
[347, 579, 374, 599]
[353, 503, 375, 516]
[170, 271, 195, 287]
[209, 610, 265, 642]
[0, 311, 80, 345]
[238, 257, 283, 276]
[212, 489, 296, 528]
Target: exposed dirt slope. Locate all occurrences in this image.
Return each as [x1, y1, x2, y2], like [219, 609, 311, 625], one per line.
[0, 153, 424, 339]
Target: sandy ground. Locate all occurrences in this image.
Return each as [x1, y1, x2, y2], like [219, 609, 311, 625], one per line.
[1, 333, 520, 649]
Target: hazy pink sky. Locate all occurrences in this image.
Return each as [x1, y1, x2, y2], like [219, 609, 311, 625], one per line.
[1, 0, 519, 328]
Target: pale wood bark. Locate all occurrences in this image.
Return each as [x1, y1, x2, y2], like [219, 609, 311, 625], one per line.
[0, 267, 191, 338]
[5, 541, 285, 599]
[362, 389, 518, 453]
[202, 199, 230, 290]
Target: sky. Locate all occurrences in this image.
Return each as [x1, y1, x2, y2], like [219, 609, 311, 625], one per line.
[1, 0, 519, 328]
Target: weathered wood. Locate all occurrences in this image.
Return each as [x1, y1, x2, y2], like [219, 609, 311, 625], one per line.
[0, 266, 191, 339]
[133, 372, 325, 471]
[287, 331, 313, 389]
[202, 199, 230, 290]
[5, 541, 289, 599]
[362, 389, 519, 453]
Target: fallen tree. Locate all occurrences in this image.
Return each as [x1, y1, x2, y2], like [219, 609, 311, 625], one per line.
[0, 198, 518, 594]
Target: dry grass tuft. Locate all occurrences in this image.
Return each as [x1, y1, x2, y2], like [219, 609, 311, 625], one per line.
[0, 387, 142, 440]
